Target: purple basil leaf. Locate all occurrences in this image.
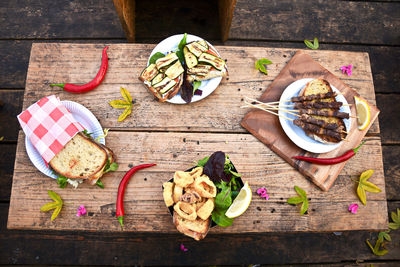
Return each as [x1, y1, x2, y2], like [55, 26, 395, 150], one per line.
[194, 89, 203, 96]
[180, 67, 193, 103]
[204, 151, 226, 182]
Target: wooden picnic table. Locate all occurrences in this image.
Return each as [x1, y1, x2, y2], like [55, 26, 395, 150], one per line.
[1, 0, 399, 265]
[8, 43, 387, 234]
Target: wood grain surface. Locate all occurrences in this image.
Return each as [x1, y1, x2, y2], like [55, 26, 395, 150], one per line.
[7, 43, 387, 233]
[241, 51, 379, 191]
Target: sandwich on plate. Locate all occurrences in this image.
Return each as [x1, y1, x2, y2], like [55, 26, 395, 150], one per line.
[50, 132, 118, 188]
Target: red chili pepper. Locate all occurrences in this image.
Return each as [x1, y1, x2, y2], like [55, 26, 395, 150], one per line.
[293, 141, 366, 165]
[50, 46, 109, 93]
[116, 163, 156, 229]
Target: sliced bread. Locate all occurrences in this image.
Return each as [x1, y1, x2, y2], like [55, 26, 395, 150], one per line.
[49, 133, 107, 179]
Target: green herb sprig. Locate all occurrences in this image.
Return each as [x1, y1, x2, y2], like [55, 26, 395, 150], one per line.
[287, 186, 309, 215]
[149, 52, 165, 64]
[356, 169, 381, 205]
[192, 80, 202, 94]
[304, 37, 319, 50]
[255, 58, 272, 75]
[40, 190, 63, 221]
[176, 33, 188, 63]
[109, 87, 134, 122]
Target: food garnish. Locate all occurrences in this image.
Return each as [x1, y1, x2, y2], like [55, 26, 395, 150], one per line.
[348, 203, 359, 214]
[354, 96, 371, 130]
[40, 190, 63, 221]
[50, 46, 109, 93]
[256, 187, 269, 200]
[116, 163, 157, 229]
[109, 87, 134, 122]
[255, 58, 272, 75]
[180, 244, 189, 252]
[198, 151, 244, 227]
[225, 181, 252, 218]
[340, 64, 353, 76]
[366, 239, 388, 256]
[304, 37, 319, 50]
[287, 186, 309, 215]
[293, 141, 366, 165]
[76, 205, 87, 217]
[356, 169, 381, 205]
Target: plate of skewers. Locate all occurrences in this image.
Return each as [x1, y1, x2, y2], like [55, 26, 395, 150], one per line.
[245, 78, 352, 153]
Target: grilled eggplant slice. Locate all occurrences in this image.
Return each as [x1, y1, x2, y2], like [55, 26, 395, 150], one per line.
[183, 47, 198, 69]
[198, 52, 225, 71]
[165, 60, 184, 80]
[151, 73, 164, 86]
[155, 52, 178, 70]
[140, 63, 158, 81]
[186, 42, 208, 57]
[197, 40, 209, 50]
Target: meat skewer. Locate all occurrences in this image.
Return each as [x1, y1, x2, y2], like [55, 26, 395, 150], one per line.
[299, 114, 345, 131]
[290, 92, 338, 102]
[298, 109, 350, 119]
[293, 101, 343, 109]
[293, 120, 344, 142]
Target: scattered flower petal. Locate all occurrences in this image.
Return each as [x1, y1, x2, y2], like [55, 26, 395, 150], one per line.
[257, 187, 269, 200]
[180, 243, 188, 252]
[348, 203, 358, 214]
[76, 205, 87, 217]
[340, 64, 353, 76]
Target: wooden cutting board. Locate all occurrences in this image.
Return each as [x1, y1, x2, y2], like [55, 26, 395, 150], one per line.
[241, 51, 380, 191]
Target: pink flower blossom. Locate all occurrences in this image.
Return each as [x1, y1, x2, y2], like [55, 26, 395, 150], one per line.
[256, 187, 269, 200]
[348, 203, 358, 214]
[340, 64, 353, 76]
[76, 205, 87, 217]
[180, 243, 188, 252]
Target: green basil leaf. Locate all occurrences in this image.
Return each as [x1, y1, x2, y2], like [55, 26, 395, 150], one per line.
[96, 179, 104, 189]
[294, 186, 307, 199]
[196, 156, 209, 167]
[304, 39, 314, 49]
[192, 80, 202, 94]
[313, 37, 319, 49]
[149, 52, 165, 65]
[287, 196, 304, 204]
[300, 199, 309, 215]
[176, 33, 187, 63]
[255, 58, 272, 75]
[212, 208, 233, 227]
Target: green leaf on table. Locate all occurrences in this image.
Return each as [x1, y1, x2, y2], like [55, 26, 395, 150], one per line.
[40, 190, 63, 221]
[95, 179, 104, 189]
[149, 52, 165, 65]
[356, 169, 380, 205]
[109, 87, 133, 122]
[389, 208, 400, 230]
[378, 231, 391, 242]
[287, 186, 308, 215]
[192, 80, 202, 94]
[366, 239, 388, 256]
[255, 58, 272, 75]
[304, 37, 319, 50]
[176, 33, 188, 63]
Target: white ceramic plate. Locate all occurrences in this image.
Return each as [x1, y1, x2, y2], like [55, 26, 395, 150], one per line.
[25, 100, 105, 179]
[148, 34, 223, 104]
[278, 78, 351, 154]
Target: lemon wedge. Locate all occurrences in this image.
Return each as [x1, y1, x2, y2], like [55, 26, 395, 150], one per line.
[225, 181, 252, 218]
[354, 96, 371, 130]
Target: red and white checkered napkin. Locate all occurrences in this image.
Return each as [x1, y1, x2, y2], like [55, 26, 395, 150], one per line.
[17, 95, 85, 163]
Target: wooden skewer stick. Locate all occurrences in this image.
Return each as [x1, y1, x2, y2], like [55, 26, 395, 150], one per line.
[247, 92, 345, 105]
[243, 101, 294, 121]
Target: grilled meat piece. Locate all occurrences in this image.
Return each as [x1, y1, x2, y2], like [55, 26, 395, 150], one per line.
[291, 92, 337, 102]
[300, 114, 344, 131]
[294, 101, 343, 109]
[293, 120, 344, 142]
[299, 109, 350, 119]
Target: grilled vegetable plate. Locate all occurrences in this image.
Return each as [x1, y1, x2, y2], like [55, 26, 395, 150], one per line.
[278, 78, 351, 154]
[143, 34, 227, 104]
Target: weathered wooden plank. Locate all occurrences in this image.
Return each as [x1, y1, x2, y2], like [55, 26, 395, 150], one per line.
[383, 145, 400, 201]
[8, 131, 387, 232]
[0, 90, 24, 141]
[0, 0, 125, 39]
[3, 40, 398, 95]
[0, 145, 16, 202]
[230, 0, 400, 45]
[21, 43, 379, 134]
[2, 201, 399, 265]
[377, 94, 400, 144]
